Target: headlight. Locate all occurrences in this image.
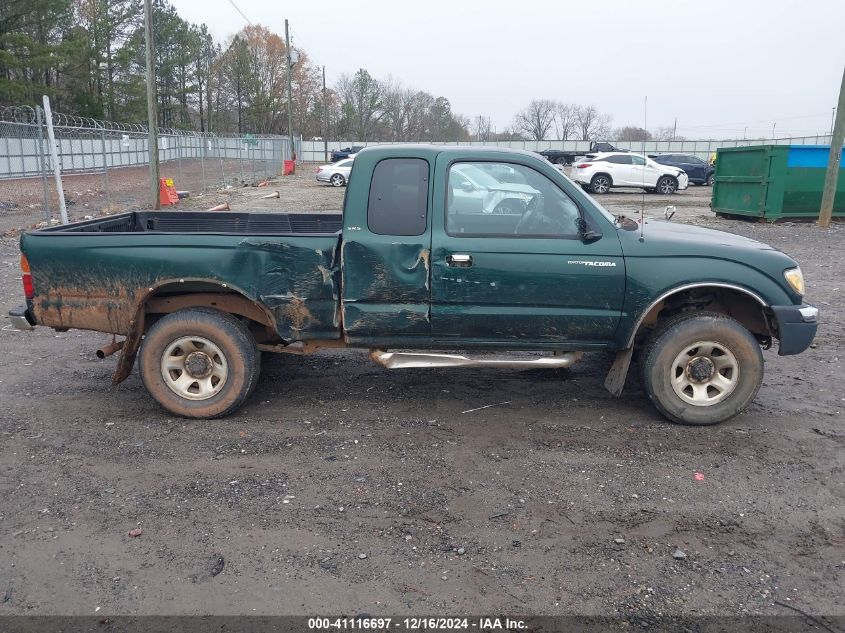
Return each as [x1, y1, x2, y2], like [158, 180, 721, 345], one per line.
[784, 267, 804, 296]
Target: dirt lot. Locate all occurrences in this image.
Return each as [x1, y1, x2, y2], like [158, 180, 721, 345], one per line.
[0, 173, 843, 620]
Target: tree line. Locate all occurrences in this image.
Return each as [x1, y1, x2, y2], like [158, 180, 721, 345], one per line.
[1, 0, 666, 141]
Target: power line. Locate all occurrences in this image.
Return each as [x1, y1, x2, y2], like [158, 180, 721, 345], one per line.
[226, 0, 252, 25]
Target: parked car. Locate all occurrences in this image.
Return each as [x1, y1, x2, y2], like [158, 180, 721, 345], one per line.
[450, 163, 539, 214]
[9, 145, 816, 425]
[316, 158, 353, 187]
[651, 154, 715, 186]
[330, 145, 365, 163]
[572, 152, 689, 194]
[539, 142, 627, 165]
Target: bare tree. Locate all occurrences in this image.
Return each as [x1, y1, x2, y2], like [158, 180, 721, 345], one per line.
[553, 102, 577, 140]
[574, 105, 612, 140]
[614, 126, 652, 141]
[473, 115, 493, 141]
[513, 99, 556, 140]
[653, 125, 686, 141]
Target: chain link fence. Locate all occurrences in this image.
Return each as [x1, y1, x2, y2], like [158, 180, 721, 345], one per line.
[0, 105, 296, 234]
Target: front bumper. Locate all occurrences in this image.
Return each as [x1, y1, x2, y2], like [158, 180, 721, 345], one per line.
[7, 305, 35, 331]
[677, 173, 689, 190]
[771, 303, 818, 355]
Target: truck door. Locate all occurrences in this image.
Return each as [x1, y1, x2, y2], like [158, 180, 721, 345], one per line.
[341, 156, 433, 345]
[430, 158, 625, 346]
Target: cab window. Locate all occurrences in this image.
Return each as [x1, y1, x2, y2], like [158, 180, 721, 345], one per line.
[446, 161, 581, 239]
[367, 158, 429, 236]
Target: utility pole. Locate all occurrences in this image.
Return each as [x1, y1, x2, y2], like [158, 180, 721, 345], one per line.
[772, 122, 777, 140]
[672, 117, 677, 141]
[285, 19, 294, 161]
[323, 65, 328, 163]
[144, 0, 160, 209]
[819, 65, 845, 228]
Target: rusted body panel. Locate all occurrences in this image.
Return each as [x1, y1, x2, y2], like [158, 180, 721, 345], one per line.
[23, 231, 342, 341]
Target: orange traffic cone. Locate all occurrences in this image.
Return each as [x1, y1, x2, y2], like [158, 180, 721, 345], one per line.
[159, 178, 179, 206]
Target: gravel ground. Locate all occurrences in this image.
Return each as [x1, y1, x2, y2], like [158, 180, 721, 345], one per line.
[0, 173, 843, 619]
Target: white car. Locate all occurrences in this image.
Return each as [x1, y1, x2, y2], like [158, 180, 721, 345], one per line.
[450, 163, 540, 214]
[572, 152, 688, 194]
[316, 158, 353, 187]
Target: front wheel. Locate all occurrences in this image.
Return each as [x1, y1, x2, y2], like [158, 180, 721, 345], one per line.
[656, 176, 678, 194]
[641, 313, 763, 425]
[590, 174, 611, 194]
[139, 308, 260, 419]
[706, 173, 715, 186]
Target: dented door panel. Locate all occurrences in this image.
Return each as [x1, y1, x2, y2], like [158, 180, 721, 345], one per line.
[339, 150, 434, 343]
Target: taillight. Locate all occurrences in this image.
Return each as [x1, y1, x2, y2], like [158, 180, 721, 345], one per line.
[576, 163, 592, 169]
[21, 254, 33, 300]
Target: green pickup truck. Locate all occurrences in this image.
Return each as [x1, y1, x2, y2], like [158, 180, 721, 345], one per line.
[9, 145, 818, 425]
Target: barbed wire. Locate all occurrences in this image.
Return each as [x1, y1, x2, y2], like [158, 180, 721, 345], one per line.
[0, 105, 286, 139]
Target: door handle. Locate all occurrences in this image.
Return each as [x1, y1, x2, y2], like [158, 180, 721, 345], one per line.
[446, 254, 473, 267]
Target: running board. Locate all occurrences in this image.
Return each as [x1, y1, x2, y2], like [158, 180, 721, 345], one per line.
[369, 350, 581, 370]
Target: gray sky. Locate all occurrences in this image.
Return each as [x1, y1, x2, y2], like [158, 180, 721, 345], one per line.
[169, 0, 844, 139]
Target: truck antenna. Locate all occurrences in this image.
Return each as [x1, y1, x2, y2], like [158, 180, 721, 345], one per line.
[640, 96, 647, 242]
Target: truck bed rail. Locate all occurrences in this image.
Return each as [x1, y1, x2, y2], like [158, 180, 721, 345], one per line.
[34, 211, 343, 235]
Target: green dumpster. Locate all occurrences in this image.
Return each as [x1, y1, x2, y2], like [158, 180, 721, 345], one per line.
[712, 145, 845, 219]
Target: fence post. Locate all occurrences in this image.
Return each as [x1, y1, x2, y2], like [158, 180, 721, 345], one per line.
[35, 106, 51, 223]
[176, 134, 184, 185]
[100, 129, 112, 213]
[200, 136, 207, 193]
[239, 141, 244, 184]
[42, 96, 68, 224]
[217, 137, 225, 187]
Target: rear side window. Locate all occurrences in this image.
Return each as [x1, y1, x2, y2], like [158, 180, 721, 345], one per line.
[607, 155, 633, 164]
[367, 158, 429, 236]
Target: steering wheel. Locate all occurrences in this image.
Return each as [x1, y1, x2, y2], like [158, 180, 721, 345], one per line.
[514, 193, 542, 234]
[514, 193, 572, 235]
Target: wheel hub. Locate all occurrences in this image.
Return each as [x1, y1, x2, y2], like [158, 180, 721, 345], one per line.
[160, 336, 229, 401]
[184, 351, 213, 378]
[686, 356, 715, 382]
[669, 341, 740, 407]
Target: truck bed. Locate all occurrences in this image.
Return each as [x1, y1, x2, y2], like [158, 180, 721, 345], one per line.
[37, 210, 343, 235]
[22, 210, 344, 343]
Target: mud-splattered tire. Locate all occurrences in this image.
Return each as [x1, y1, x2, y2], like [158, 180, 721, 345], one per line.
[641, 312, 763, 425]
[139, 308, 260, 419]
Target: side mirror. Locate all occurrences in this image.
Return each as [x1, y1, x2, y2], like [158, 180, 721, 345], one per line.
[577, 217, 602, 243]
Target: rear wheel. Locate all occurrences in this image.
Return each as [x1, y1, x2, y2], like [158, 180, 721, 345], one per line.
[139, 308, 260, 419]
[590, 174, 611, 194]
[656, 176, 678, 194]
[641, 312, 763, 425]
[330, 173, 346, 187]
